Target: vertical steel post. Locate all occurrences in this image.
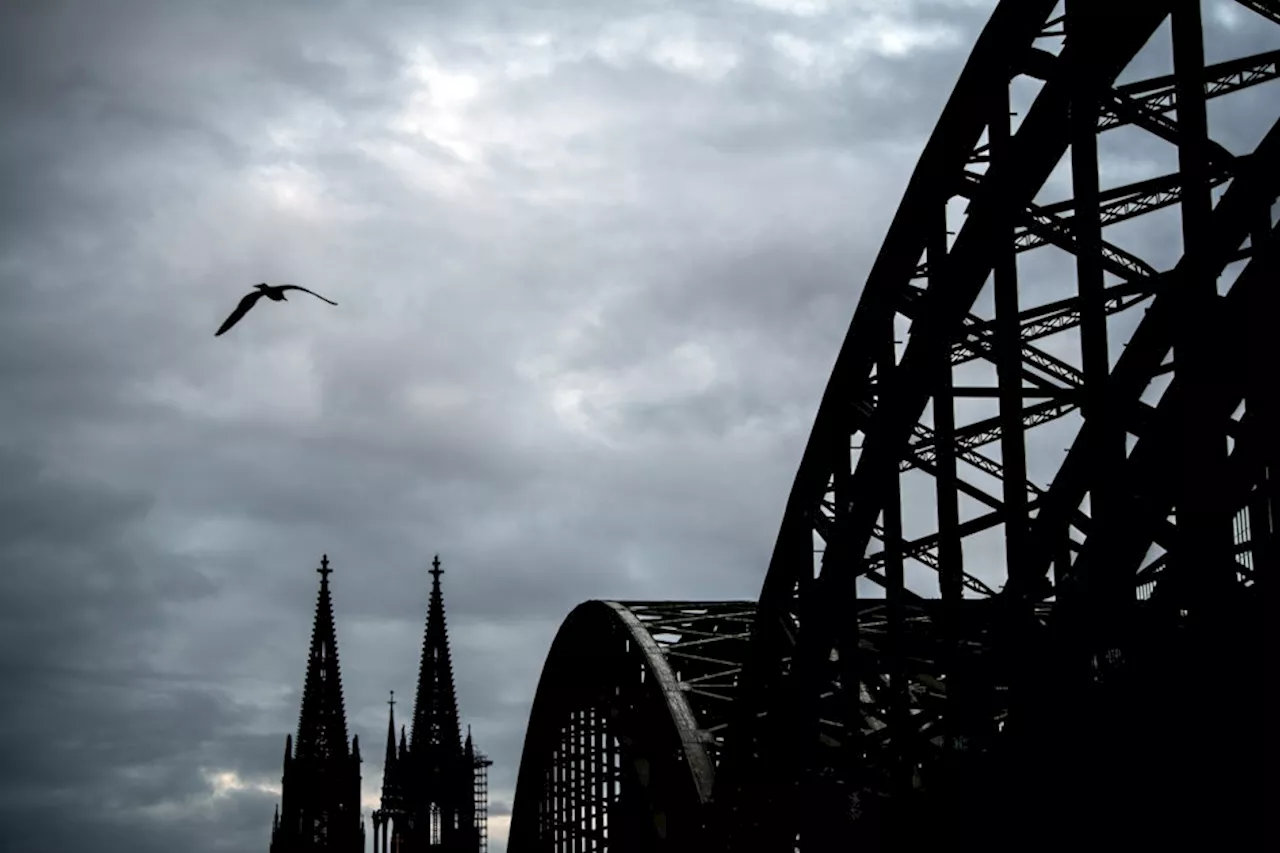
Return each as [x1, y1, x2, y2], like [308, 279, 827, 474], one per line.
[990, 63, 1030, 587]
[880, 309, 908, 797]
[833, 432, 862, 800]
[1172, 0, 1233, 607]
[932, 202, 963, 607]
[1068, 0, 1130, 633]
[929, 195, 967, 781]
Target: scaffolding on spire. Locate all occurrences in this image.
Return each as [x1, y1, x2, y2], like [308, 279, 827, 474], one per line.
[373, 555, 488, 853]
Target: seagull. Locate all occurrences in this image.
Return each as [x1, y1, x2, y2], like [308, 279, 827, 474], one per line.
[214, 283, 338, 336]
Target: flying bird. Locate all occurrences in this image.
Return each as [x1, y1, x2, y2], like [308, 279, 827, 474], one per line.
[215, 283, 338, 336]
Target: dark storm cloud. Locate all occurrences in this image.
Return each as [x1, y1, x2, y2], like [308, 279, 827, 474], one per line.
[0, 446, 268, 851]
[3, 1, 1272, 851]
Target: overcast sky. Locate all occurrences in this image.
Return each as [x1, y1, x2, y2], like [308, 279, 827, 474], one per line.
[0, 1, 1274, 852]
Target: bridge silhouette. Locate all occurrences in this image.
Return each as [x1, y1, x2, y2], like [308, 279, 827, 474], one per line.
[507, 1, 1277, 849]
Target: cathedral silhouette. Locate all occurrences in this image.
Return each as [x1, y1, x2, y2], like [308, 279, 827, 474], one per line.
[268, 554, 492, 853]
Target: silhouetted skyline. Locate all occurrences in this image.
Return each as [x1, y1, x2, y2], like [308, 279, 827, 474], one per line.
[1, 2, 1273, 852]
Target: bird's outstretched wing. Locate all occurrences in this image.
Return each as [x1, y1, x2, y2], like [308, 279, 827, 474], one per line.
[279, 284, 338, 305]
[215, 290, 266, 336]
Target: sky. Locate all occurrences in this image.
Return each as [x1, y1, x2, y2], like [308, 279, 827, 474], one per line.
[0, 1, 1274, 851]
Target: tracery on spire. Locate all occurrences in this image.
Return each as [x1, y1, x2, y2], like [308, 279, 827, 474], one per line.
[293, 554, 351, 763]
[410, 554, 463, 757]
[272, 555, 364, 853]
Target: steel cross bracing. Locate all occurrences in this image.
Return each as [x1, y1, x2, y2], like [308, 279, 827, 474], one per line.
[506, 2, 1276, 850]
[507, 601, 755, 852]
[711, 1, 1277, 850]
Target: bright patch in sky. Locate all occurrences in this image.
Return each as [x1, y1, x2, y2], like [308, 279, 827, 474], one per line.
[490, 814, 512, 841]
[592, 15, 742, 82]
[848, 16, 961, 56]
[255, 163, 327, 217]
[357, 138, 476, 197]
[1207, 0, 1246, 29]
[376, 15, 747, 196]
[737, 0, 834, 15]
[770, 32, 841, 81]
[250, 160, 374, 223]
[538, 342, 722, 444]
[394, 47, 484, 163]
[550, 387, 601, 443]
[403, 46, 483, 106]
[769, 14, 961, 85]
[453, 30, 561, 81]
[133, 770, 282, 822]
[649, 35, 741, 81]
[205, 769, 280, 799]
[263, 103, 348, 153]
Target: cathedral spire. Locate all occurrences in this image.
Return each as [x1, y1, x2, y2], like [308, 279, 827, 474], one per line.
[369, 555, 488, 853]
[409, 554, 462, 756]
[380, 690, 402, 812]
[271, 555, 364, 853]
[294, 554, 350, 763]
[384, 691, 398, 770]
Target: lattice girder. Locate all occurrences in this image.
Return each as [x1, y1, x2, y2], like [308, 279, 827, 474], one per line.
[716, 1, 1277, 849]
[508, 601, 755, 852]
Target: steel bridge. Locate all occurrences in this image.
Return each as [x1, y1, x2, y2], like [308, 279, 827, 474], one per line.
[509, 1, 1277, 849]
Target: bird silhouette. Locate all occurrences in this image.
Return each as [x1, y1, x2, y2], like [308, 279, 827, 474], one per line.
[215, 283, 338, 336]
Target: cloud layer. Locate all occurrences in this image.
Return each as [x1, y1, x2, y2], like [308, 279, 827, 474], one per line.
[1, 1, 1274, 851]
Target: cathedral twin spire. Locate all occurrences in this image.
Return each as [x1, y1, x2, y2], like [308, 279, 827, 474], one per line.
[269, 552, 486, 852]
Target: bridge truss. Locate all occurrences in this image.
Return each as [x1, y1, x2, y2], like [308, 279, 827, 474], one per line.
[510, 0, 1277, 849]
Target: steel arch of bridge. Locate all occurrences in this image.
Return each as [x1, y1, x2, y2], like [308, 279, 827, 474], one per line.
[510, 0, 1276, 849]
[507, 601, 756, 852]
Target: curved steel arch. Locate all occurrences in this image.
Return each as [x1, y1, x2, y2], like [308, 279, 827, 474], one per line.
[508, 601, 756, 852]
[715, 0, 1278, 849]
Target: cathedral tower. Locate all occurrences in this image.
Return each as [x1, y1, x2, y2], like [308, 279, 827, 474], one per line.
[270, 555, 366, 853]
[372, 555, 491, 853]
